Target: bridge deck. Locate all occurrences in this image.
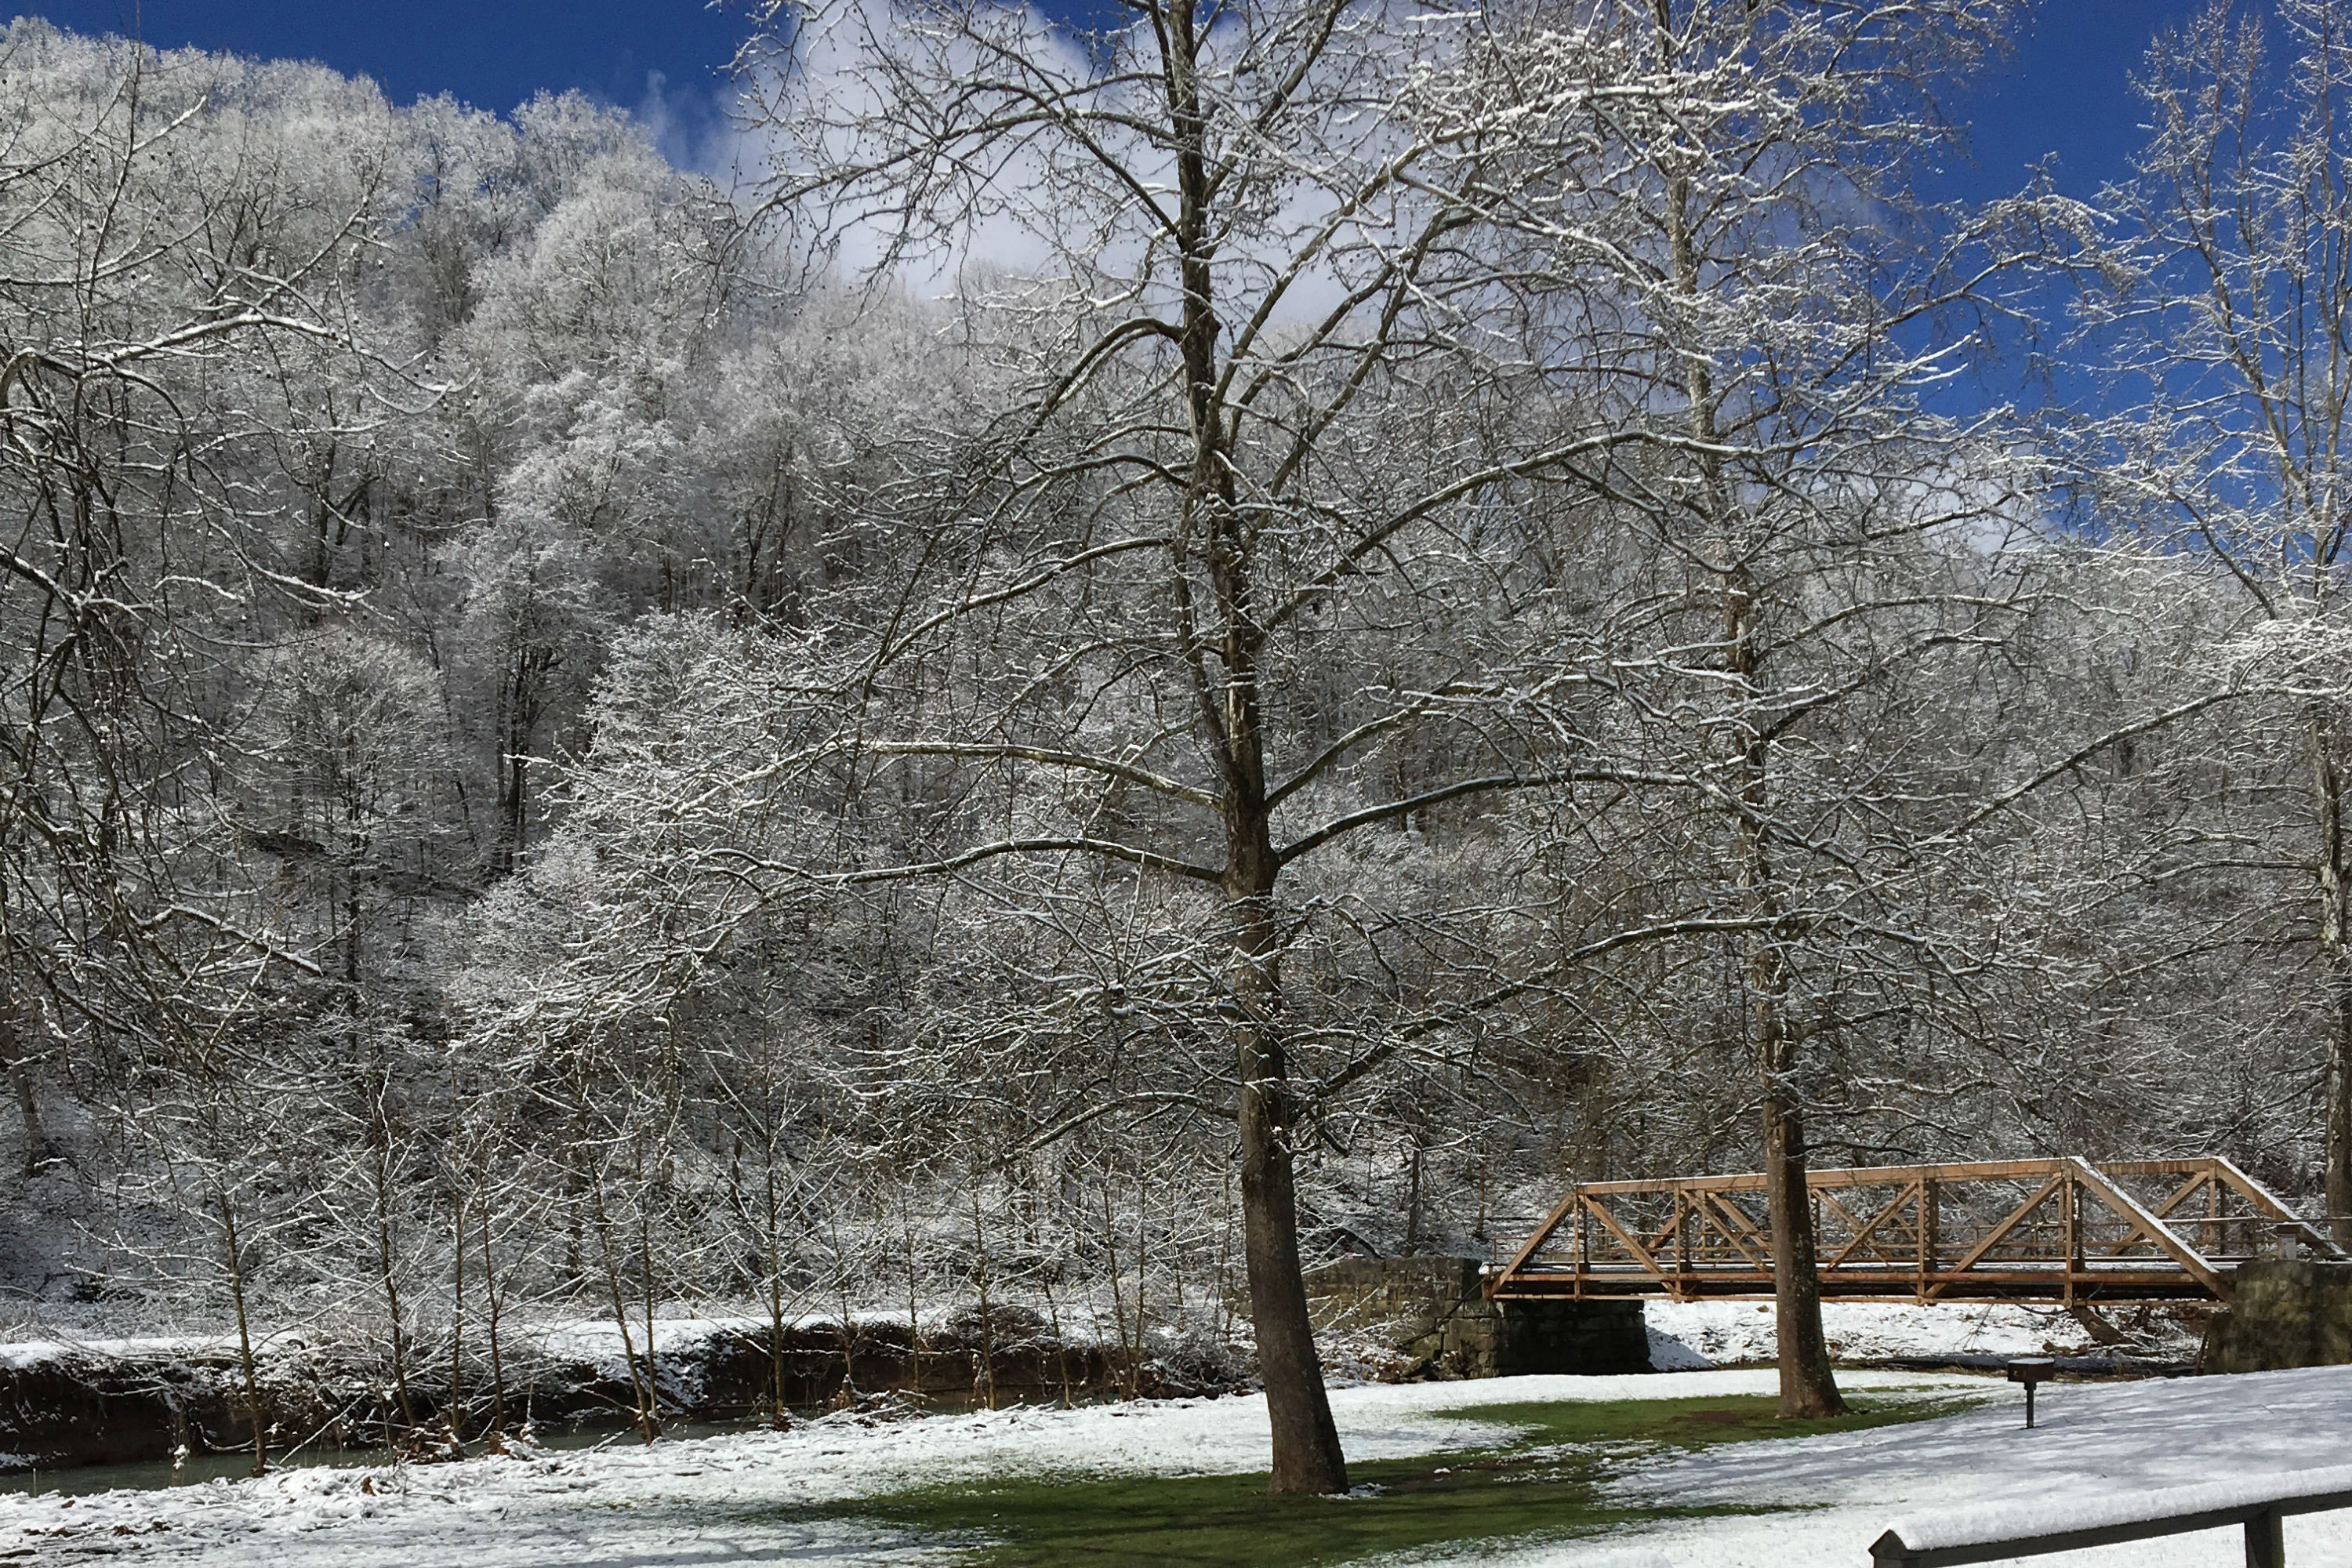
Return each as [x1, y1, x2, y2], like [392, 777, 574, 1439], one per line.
[1485, 1156, 2341, 1305]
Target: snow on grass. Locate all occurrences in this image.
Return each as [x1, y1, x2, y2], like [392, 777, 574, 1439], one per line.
[0, 1369, 1975, 1565]
[1440, 1363, 2352, 1567]
[17, 1362, 2346, 1567]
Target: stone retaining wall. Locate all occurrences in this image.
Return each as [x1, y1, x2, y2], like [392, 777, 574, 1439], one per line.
[2203, 1258, 2352, 1373]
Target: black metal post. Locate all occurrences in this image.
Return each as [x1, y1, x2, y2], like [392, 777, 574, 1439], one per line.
[2007, 1356, 2055, 1430]
[2245, 1507, 2285, 1568]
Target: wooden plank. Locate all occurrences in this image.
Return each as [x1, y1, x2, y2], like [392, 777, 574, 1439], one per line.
[1697, 1189, 1773, 1269]
[1818, 1188, 1867, 1234]
[2209, 1156, 2345, 1258]
[1642, 1192, 1688, 1262]
[2144, 1170, 2209, 1222]
[1490, 1179, 1586, 1293]
[1495, 1155, 2256, 1307]
[1567, 1158, 2077, 1197]
[2063, 1158, 2230, 1300]
[1825, 1181, 1922, 1272]
[1581, 1194, 1673, 1286]
[1918, 1180, 1937, 1303]
[1925, 1173, 2063, 1301]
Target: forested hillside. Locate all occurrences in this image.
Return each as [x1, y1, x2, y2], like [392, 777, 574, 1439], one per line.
[0, 0, 2345, 1464]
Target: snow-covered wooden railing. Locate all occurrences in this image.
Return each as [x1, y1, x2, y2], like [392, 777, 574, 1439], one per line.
[1869, 1465, 2352, 1566]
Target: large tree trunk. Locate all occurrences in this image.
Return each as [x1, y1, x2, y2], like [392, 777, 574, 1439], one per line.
[1225, 811, 1346, 1491]
[1759, 1001, 1845, 1418]
[1733, 692, 1845, 1418]
[1723, 566, 1842, 1418]
[1232, 895, 1347, 1493]
[1238, 1047, 1346, 1493]
[1653, 60, 1843, 1414]
[1159, 0, 1346, 1491]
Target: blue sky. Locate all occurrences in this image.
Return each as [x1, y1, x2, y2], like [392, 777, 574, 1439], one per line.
[11, 1, 753, 165]
[9, 0, 2243, 194]
[1933, 0, 2228, 202]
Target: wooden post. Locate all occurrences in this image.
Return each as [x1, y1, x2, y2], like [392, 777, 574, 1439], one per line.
[2245, 1506, 2285, 1568]
[1918, 1180, 1937, 1303]
[2061, 1171, 2079, 1307]
[1867, 1530, 1922, 1567]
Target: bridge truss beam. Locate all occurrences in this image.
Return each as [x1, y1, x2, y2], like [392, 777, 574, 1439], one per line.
[1486, 1156, 2343, 1306]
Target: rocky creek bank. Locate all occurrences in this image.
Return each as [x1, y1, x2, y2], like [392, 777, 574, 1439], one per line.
[0, 1308, 1237, 1473]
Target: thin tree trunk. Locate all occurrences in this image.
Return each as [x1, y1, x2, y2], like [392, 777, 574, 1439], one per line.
[1157, 0, 1347, 1494]
[372, 1156, 418, 1434]
[1657, 58, 1844, 1415]
[448, 1189, 467, 1445]
[970, 1184, 996, 1410]
[5, 1059, 48, 1180]
[481, 1204, 507, 1436]
[1213, 1164, 1236, 1345]
[768, 1152, 793, 1422]
[1131, 1168, 1148, 1399]
[902, 1184, 924, 1399]
[1040, 1270, 1073, 1408]
[830, 1208, 860, 1402]
[1229, 880, 1345, 1490]
[2311, 719, 2352, 1246]
[0, 990, 52, 1179]
[1236, 1012, 1346, 1491]
[1731, 613, 1844, 1421]
[1101, 1177, 1131, 1394]
[1403, 1139, 1424, 1255]
[638, 1207, 659, 1437]
[587, 1171, 657, 1440]
[216, 1191, 270, 1477]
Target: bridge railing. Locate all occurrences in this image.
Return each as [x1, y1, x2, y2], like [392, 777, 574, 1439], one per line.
[1869, 1465, 2352, 1567]
[1487, 1154, 2341, 1305]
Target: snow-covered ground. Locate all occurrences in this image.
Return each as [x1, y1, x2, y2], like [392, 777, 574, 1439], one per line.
[1641, 1299, 2194, 1368]
[0, 1296, 2173, 1380]
[0, 1313, 902, 1372]
[1465, 1363, 2352, 1567]
[0, 1336, 236, 1373]
[9, 1362, 2346, 1566]
[0, 1369, 1967, 1564]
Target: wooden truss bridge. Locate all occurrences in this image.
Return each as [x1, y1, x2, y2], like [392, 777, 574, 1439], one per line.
[1486, 1156, 2343, 1305]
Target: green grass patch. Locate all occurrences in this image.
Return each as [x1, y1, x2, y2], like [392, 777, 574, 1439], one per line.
[767, 1388, 1967, 1566]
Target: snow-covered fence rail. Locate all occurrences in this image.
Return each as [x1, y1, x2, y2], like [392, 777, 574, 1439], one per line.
[1868, 1464, 2352, 1566]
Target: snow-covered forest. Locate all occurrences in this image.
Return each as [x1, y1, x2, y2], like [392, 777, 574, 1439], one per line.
[2, 0, 2350, 1479]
